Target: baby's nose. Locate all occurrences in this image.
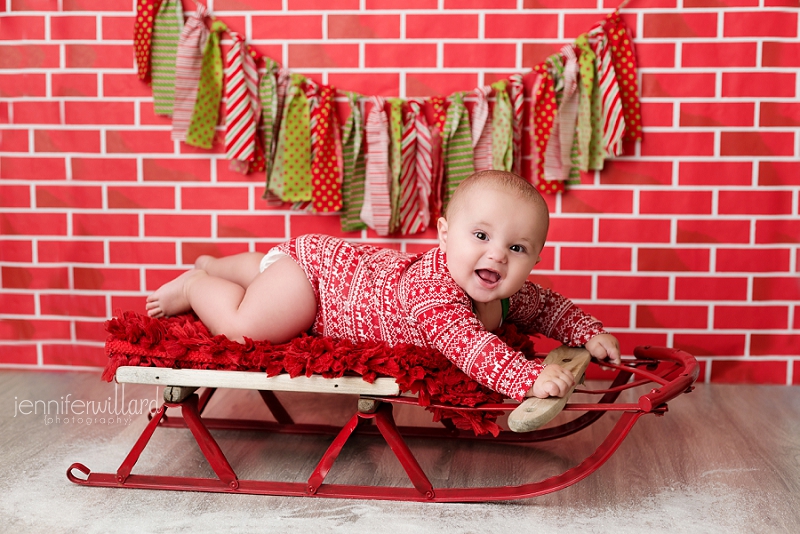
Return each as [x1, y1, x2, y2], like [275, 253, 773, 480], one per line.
[487, 246, 508, 263]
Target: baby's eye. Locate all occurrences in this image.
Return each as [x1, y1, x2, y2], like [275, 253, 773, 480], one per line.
[474, 231, 488, 241]
[510, 244, 526, 253]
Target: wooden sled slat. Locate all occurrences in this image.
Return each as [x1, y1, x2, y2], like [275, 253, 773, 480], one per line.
[115, 367, 400, 396]
[507, 346, 592, 433]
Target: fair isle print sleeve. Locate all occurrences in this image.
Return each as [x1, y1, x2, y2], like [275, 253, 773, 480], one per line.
[506, 282, 606, 346]
[402, 273, 543, 402]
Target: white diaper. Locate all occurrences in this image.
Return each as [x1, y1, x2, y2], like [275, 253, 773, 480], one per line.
[259, 248, 289, 273]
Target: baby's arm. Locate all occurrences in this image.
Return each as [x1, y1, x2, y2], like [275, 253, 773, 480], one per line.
[507, 283, 623, 360]
[506, 284, 605, 345]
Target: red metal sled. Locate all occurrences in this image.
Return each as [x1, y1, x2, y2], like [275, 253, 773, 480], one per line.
[68, 345, 697, 502]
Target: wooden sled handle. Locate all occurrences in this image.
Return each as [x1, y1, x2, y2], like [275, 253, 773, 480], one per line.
[507, 345, 591, 433]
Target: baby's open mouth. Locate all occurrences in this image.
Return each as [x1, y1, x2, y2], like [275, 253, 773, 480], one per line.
[475, 269, 501, 285]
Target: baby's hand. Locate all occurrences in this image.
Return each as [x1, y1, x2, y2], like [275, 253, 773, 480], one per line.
[584, 333, 621, 365]
[527, 364, 575, 399]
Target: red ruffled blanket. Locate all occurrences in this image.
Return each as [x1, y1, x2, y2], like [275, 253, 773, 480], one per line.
[103, 311, 541, 436]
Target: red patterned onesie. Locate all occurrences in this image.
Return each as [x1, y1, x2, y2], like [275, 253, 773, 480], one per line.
[277, 234, 605, 401]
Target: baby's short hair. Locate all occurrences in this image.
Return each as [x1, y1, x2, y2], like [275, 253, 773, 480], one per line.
[445, 170, 550, 231]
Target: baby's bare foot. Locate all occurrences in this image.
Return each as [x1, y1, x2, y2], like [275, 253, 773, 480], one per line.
[145, 270, 200, 318]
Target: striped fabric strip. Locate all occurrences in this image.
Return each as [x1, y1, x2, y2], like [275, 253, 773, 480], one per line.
[171, 3, 207, 142]
[471, 85, 490, 148]
[527, 72, 541, 184]
[296, 79, 320, 210]
[442, 91, 475, 210]
[575, 33, 599, 172]
[543, 54, 565, 183]
[361, 96, 392, 236]
[490, 79, 513, 172]
[258, 58, 279, 181]
[339, 92, 367, 232]
[310, 85, 343, 213]
[531, 62, 564, 194]
[133, 0, 159, 83]
[559, 44, 581, 183]
[185, 20, 227, 149]
[567, 119, 582, 185]
[409, 99, 432, 231]
[397, 106, 421, 235]
[242, 42, 266, 174]
[332, 94, 345, 207]
[508, 73, 525, 176]
[150, 0, 183, 116]
[428, 96, 448, 221]
[605, 12, 642, 141]
[387, 98, 404, 234]
[592, 25, 625, 158]
[471, 85, 493, 172]
[275, 68, 291, 135]
[305, 78, 320, 170]
[242, 43, 266, 175]
[224, 34, 260, 168]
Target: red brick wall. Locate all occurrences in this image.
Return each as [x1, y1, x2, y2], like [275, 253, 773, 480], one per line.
[1, 0, 798, 385]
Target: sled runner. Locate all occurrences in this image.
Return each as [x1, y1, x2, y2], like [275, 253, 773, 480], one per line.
[68, 312, 698, 502]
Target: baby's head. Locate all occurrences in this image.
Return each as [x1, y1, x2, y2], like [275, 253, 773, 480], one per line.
[437, 170, 550, 303]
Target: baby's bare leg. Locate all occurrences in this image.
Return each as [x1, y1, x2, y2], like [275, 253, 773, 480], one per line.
[195, 252, 264, 288]
[146, 253, 265, 318]
[185, 256, 317, 344]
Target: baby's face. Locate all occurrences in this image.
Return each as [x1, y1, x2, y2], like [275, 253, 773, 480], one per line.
[437, 186, 547, 304]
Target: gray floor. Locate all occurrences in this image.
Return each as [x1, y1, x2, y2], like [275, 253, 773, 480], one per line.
[1, 370, 799, 534]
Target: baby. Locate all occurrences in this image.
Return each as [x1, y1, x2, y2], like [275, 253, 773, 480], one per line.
[147, 170, 620, 401]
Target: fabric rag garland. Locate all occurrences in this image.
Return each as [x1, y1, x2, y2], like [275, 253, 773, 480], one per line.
[134, 7, 641, 233]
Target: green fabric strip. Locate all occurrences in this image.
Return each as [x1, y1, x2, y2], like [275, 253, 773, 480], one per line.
[490, 79, 513, 172]
[443, 91, 475, 210]
[276, 73, 312, 202]
[575, 34, 597, 172]
[387, 97, 404, 234]
[150, 0, 183, 116]
[259, 57, 279, 184]
[340, 92, 367, 232]
[587, 41, 605, 171]
[185, 20, 227, 149]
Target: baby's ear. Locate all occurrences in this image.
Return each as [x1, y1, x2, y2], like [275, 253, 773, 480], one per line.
[436, 217, 449, 252]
